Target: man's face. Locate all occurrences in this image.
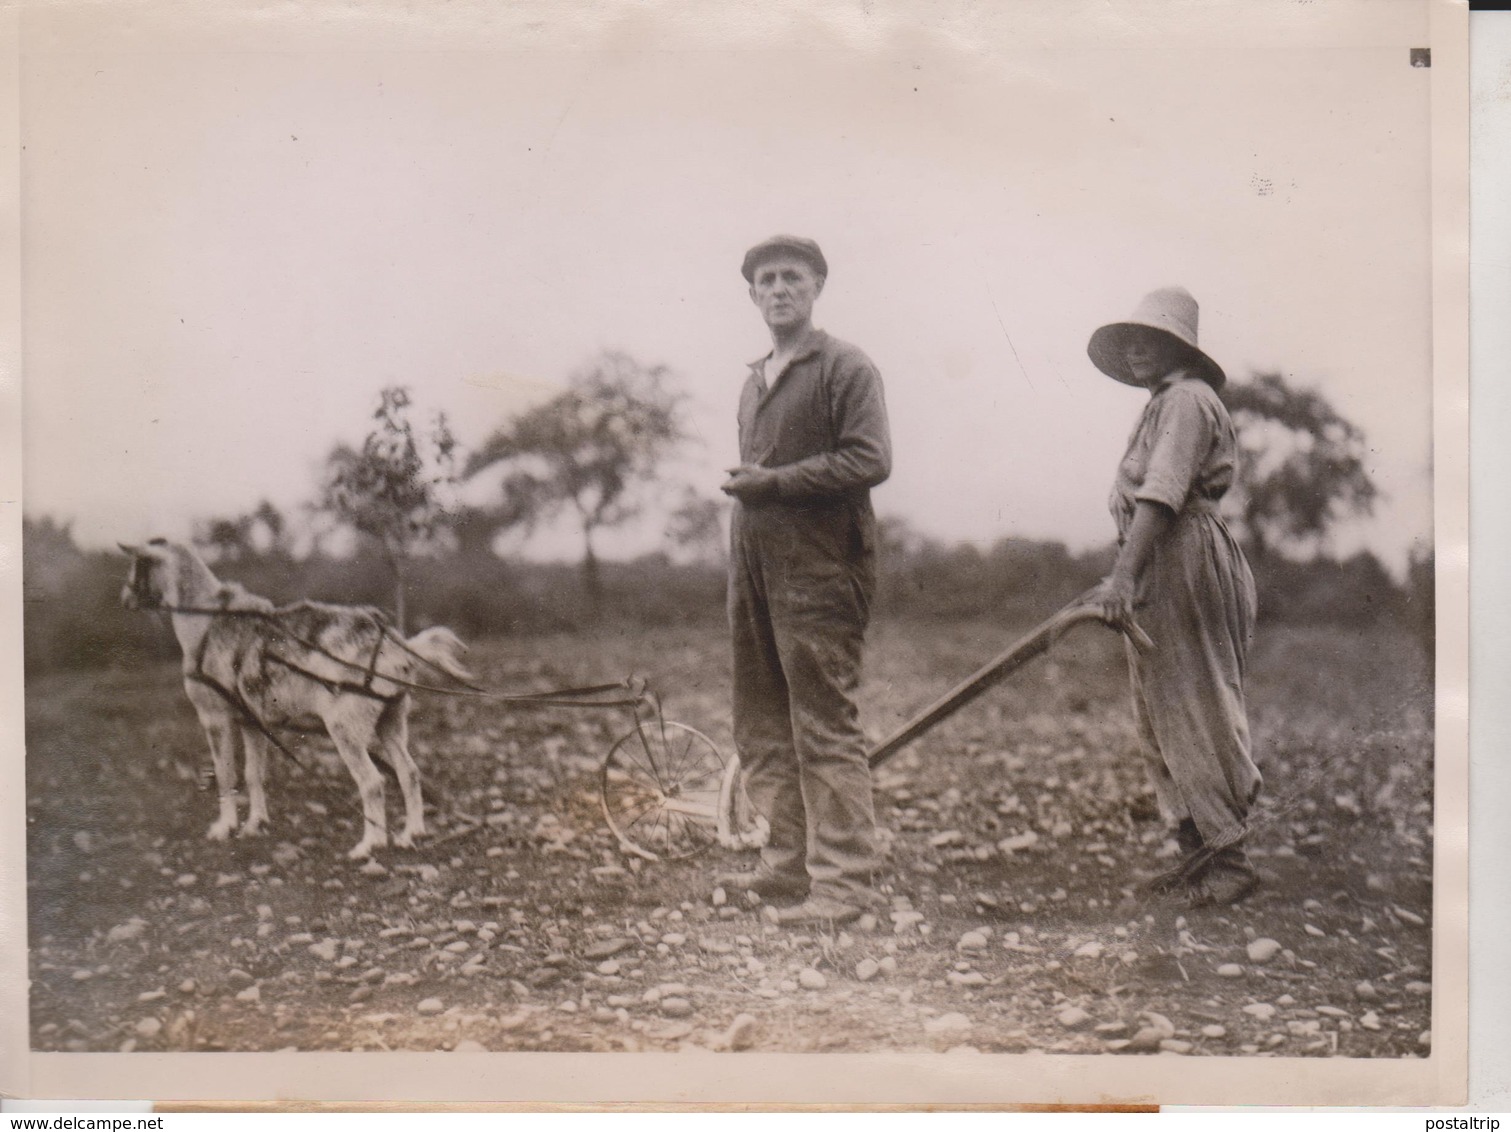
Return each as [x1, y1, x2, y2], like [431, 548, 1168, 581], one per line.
[749, 255, 824, 331]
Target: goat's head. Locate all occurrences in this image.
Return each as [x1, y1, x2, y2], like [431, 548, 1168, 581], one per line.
[118, 538, 177, 610]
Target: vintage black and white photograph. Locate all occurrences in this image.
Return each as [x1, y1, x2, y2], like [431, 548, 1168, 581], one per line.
[6, 0, 1468, 1107]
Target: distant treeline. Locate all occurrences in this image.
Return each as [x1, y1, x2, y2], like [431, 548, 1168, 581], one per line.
[22, 515, 1432, 676]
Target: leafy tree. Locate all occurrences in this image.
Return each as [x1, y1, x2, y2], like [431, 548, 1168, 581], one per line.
[318, 386, 458, 632]
[250, 499, 294, 560]
[195, 514, 255, 564]
[193, 499, 295, 564]
[1221, 372, 1379, 561]
[465, 351, 685, 614]
[446, 503, 519, 560]
[24, 515, 177, 672]
[1405, 543, 1434, 663]
[22, 513, 80, 566]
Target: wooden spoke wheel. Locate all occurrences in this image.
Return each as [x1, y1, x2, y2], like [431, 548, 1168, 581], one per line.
[600, 719, 727, 860]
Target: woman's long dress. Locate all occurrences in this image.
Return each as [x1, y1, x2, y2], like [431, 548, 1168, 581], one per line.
[1110, 373, 1260, 848]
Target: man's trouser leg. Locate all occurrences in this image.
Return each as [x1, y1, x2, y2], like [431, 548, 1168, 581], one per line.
[730, 534, 808, 887]
[768, 565, 880, 905]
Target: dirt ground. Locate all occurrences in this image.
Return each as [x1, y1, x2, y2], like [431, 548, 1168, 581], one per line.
[25, 616, 1434, 1057]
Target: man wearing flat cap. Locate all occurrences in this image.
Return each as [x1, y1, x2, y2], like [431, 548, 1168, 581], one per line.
[716, 235, 892, 926]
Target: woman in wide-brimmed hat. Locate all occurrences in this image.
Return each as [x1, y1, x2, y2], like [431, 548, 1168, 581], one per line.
[1087, 286, 1260, 906]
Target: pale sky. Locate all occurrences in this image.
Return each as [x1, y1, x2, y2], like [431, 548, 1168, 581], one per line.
[20, 0, 1437, 572]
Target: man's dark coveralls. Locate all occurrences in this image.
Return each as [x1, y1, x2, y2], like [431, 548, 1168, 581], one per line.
[729, 327, 892, 904]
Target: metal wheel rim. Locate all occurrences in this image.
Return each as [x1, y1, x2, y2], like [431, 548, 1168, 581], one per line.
[600, 719, 726, 861]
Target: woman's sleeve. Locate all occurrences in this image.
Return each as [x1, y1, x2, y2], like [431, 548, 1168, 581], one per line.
[1134, 385, 1218, 514]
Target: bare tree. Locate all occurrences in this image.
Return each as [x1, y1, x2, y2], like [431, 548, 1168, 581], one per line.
[318, 386, 458, 632]
[465, 351, 684, 615]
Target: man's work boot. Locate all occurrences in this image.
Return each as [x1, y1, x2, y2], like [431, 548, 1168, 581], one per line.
[770, 895, 862, 927]
[714, 866, 808, 903]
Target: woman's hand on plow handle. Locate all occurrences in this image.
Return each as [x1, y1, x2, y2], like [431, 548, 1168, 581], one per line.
[1085, 499, 1172, 654]
[1085, 574, 1155, 654]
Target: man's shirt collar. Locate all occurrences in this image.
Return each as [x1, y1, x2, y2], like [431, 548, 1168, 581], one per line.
[747, 326, 828, 374]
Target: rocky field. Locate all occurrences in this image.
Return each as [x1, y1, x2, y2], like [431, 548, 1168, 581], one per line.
[25, 616, 1434, 1057]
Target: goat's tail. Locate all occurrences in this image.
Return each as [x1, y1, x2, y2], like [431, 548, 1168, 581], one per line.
[401, 626, 474, 684]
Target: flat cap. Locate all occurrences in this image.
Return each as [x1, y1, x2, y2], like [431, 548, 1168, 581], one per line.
[741, 235, 828, 283]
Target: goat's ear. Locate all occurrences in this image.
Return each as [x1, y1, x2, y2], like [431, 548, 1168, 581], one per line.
[118, 542, 144, 557]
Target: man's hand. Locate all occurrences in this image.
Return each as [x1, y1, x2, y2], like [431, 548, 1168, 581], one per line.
[722, 464, 780, 503]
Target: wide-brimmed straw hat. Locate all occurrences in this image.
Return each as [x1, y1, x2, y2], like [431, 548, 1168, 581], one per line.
[1087, 286, 1225, 391]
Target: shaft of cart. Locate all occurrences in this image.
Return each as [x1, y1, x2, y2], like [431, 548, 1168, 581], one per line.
[867, 594, 1146, 768]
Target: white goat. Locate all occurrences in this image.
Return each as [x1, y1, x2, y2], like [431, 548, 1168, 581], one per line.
[120, 539, 471, 859]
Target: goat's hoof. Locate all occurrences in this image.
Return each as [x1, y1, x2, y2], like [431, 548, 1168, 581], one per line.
[207, 822, 234, 842]
[238, 821, 267, 839]
[347, 841, 383, 861]
[393, 829, 424, 850]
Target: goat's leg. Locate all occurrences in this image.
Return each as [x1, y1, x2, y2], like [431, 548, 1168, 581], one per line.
[327, 717, 389, 860]
[201, 717, 240, 841]
[375, 699, 425, 848]
[239, 728, 271, 837]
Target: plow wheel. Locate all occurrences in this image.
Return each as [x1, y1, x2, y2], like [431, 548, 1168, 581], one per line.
[600, 719, 728, 860]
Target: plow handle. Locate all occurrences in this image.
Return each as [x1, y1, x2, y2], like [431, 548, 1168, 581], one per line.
[866, 596, 1143, 770]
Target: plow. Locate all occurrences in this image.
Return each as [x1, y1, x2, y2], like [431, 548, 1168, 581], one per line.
[599, 595, 1148, 861]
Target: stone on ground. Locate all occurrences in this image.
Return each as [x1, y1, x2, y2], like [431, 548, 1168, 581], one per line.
[924, 1012, 972, 1035]
[1246, 938, 1282, 964]
[1057, 1006, 1093, 1031]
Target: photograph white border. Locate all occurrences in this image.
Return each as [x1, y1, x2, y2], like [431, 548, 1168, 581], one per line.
[0, 0, 1475, 1107]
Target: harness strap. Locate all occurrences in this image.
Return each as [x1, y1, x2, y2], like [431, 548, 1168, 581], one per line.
[185, 670, 311, 774]
[264, 651, 407, 705]
[162, 602, 651, 706]
[362, 624, 387, 693]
